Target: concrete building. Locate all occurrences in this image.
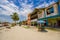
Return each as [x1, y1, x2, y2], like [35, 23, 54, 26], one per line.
[38, 2, 60, 28]
[27, 14, 31, 26]
[27, 2, 60, 28]
[27, 9, 39, 26]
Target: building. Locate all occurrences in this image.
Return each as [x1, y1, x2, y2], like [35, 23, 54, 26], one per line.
[27, 1, 60, 28]
[2, 22, 10, 26]
[27, 9, 39, 26]
[27, 14, 31, 26]
[38, 2, 60, 28]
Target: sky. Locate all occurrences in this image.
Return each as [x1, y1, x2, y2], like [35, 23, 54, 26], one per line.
[0, 0, 58, 22]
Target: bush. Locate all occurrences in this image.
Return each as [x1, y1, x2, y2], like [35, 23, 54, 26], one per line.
[23, 26, 30, 29]
[11, 23, 16, 27]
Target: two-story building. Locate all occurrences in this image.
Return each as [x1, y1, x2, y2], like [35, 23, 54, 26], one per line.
[38, 2, 60, 28]
[27, 1, 60, 28]
[27, 9, 39, 26]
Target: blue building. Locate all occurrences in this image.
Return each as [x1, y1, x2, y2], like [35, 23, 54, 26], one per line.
[38, 2, 60, 28]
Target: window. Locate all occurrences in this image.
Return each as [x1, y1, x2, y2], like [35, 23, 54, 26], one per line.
[47, 7, 54, 15]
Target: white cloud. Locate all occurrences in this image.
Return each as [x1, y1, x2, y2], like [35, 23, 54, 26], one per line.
[0, 0, 20, 15]
[18, 0, 34, 19]
[36, 0, 56, 8]
[36, 2, 50, 8]
[0, 0, 8, 4]
[0, 0, 34, 20]
[36, 3, 44, 8]
[49, 1, 55, 5]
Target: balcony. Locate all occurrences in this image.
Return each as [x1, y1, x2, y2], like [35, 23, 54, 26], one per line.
[31, 14, 38, 20]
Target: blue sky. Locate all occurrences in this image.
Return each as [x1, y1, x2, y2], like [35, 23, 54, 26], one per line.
[0, 0, 58, 22]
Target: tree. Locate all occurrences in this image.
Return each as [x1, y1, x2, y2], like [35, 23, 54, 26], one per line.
[11, 12, 19, 25]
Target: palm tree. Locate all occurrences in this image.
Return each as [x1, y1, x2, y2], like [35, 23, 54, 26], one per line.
[11, 12, 19, 25]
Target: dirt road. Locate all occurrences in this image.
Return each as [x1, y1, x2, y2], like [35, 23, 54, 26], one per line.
[0, 26, 60, 40]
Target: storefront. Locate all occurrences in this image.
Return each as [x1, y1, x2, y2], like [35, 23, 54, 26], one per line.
[47, 15, 60, 28]
[45, 2, 60, 28]
[31, 19, 37, 26]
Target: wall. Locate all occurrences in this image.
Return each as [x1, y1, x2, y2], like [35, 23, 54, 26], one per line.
[46, 3, 58, 17]
[27, 14, 31, 26]
[38, 10, 44, 19]
[58, 2, 60, 15]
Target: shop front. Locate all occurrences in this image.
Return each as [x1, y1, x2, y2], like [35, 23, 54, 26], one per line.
[47, 15, 60, 28]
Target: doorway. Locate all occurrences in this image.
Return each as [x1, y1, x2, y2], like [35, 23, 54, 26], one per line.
[57, 20, 60, 28]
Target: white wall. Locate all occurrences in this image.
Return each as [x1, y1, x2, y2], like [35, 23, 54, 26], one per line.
[38, 10, 44, 19]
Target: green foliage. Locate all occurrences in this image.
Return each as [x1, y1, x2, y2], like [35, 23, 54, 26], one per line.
[11, 23, 16, 27]
[10, 12, 19, 24]
[19, 22, 21, 26]
[23, 26, 30, 29]
[11, 12, 19, 21]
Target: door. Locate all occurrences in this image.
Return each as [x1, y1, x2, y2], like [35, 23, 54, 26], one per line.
[57, 20, 60, 28]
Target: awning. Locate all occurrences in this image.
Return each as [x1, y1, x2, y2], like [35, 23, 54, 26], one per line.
[38, 15, 60, 20]
[37, 20, 45, 24]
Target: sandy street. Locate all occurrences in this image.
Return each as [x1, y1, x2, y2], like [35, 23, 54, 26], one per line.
[0, 26, 60, 40]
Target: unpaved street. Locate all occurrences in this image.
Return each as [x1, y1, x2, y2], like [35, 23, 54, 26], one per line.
[0, 26, 60, 40]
